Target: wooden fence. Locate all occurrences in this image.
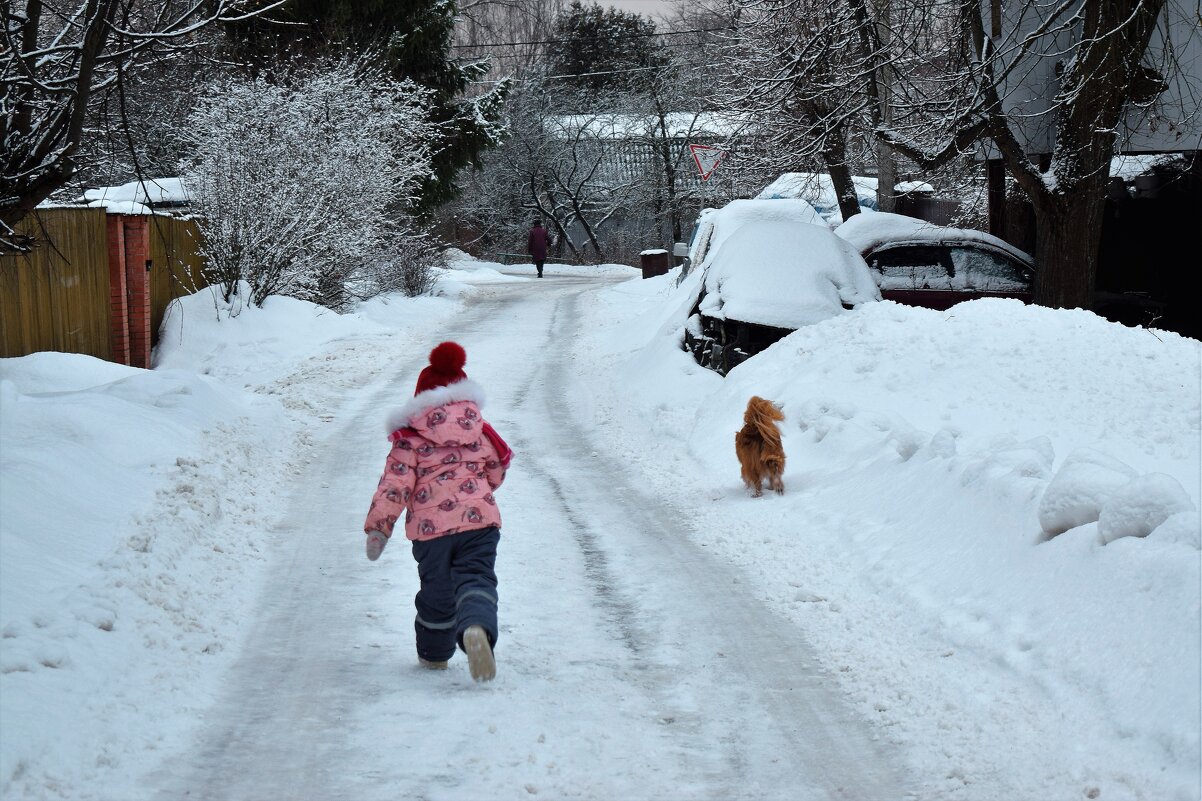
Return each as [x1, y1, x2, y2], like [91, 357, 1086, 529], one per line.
[147, 215, 206, 346]
[1, 208, 207, 362]
[1, 208, 114, 360]
[895, 196, 964, 226]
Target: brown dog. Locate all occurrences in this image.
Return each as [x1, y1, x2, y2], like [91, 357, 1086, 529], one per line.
[736, 396, 785, 496]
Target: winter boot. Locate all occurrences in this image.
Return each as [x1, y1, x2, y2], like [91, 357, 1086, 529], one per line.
[462, 625, 495, 682]
[365, 531, 388, 561]
[419, 657, 448, 670]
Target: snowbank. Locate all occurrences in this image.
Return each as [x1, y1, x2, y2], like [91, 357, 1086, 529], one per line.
[0, 351, 286, 798]
[571, 270, 1201, 800]
[0, 272, 472, 799]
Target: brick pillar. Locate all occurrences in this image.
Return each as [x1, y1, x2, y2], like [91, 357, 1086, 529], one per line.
[122, 215, 152, 369]
[106, 215, 130, 366]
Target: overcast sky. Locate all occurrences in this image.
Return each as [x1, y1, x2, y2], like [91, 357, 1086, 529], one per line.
[606, 0, 675, 21]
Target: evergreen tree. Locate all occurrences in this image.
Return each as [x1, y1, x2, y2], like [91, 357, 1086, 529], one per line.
[225, 0, 508, 212]
[545, 1, 669, 98]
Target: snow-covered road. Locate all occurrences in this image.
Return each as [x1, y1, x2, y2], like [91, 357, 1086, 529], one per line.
[147, 276, 908, 800]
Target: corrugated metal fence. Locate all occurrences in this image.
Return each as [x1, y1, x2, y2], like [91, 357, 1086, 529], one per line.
[0, 208, 208, 361]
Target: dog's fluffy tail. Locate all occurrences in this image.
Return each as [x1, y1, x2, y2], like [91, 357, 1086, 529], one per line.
[746, 396, 784, 448]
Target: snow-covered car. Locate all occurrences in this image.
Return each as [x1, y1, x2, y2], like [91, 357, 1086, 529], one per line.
[835, 211, 1034, 310]
[756, 171, 879, 225]
[683, 219, 881, 374]
[676, 198, 826, 281]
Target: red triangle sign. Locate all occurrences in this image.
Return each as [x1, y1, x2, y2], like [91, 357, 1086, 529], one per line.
[690, 144, 726, 180]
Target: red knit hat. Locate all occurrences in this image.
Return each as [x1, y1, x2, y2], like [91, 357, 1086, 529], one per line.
[414, 341, 468, 395]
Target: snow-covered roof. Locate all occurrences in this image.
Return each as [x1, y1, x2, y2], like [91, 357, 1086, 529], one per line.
[550, 112, 739, 140]
[894, 180, 935, 194]
[81, 177, 191, 209]
[699, 219, 881, 329]
[834, 211, 1034, 266]
[1110, 153, 1188, 181]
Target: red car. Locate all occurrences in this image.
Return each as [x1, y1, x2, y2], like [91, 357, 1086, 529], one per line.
[835, 212, 1034, 310]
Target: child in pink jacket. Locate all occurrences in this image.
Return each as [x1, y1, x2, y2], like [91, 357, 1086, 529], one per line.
[364, 341, 512, 682]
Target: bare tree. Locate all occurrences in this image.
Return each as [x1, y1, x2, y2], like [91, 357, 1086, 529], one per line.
[877, 0, 1200, 309]
[0, 0, 285, 248]
[715, 0, 886, 220]
[446, 3, 748, 263]
[454, 0, 566, 78]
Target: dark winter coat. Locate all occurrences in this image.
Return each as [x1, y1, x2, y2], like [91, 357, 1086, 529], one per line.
[527, 225, 550, 262]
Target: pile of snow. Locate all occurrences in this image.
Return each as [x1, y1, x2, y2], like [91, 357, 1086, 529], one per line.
[0, 351, 286, 797]
[571, 269, 1201, 800]
[697, 220, 880, 327]
[685, 198, 826, 274]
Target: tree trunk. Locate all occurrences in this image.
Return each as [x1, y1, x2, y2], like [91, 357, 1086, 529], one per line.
[651, 98, 682, 244]
[1027, 0, 1163, 310]
[1031, 180, 1108, 309]
[822, 126, 860, 221]
[871, 0, 896, 213]
[875, 146, 897, 214]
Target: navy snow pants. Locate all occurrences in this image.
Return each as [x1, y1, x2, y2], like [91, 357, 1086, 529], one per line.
[410, 526, 500, 662]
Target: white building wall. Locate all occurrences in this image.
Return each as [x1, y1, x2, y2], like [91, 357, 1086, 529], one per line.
[983, 0, 1201, 155]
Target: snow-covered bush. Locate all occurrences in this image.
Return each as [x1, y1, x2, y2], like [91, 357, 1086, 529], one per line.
[181, 61, 435, 309]
[354, 230, 447, 300]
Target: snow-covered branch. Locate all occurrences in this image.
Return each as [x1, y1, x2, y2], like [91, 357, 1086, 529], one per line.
[1, 0, 284, 247]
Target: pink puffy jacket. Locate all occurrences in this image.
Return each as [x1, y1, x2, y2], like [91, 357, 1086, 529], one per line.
[364, 380, 508, 542]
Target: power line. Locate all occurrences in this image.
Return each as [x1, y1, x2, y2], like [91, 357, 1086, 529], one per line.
[471, 64, 665, 85]
[450, 26, 727, 50]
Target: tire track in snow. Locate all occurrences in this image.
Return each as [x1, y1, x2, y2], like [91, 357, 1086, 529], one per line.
[509, 285, 914, 800]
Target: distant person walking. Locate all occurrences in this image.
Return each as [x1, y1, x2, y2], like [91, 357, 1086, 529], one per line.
[527, 219, 550, 278]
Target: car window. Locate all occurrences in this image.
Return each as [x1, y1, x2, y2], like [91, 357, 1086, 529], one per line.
[949, 246, 1031, 292]
[868, 246, 954, 290]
